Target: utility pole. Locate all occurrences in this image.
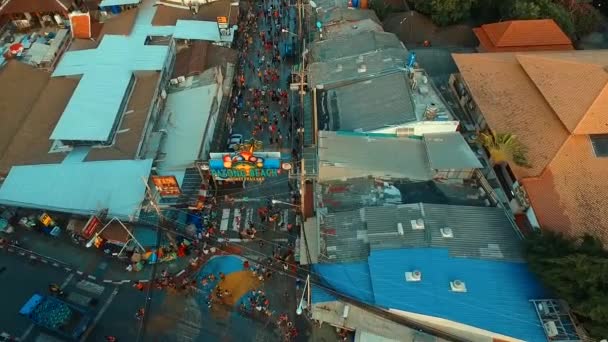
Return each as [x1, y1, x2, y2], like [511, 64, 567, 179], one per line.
[141, 176, 162, 220]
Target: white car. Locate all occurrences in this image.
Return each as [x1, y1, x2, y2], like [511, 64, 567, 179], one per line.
[227, 134, 243, 151]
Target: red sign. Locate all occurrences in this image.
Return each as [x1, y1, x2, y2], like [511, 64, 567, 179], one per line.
[82, 215, 101, 238]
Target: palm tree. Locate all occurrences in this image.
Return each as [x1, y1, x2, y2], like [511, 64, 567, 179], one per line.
[477, 131, 530, 168]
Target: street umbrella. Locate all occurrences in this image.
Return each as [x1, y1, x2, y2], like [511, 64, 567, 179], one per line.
[9, 43, 23, 54]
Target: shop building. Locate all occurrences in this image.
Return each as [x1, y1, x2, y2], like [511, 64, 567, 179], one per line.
[452, 50, 608, 244]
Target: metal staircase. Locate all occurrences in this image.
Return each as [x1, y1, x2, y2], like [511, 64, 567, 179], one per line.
[176, 167, 202, 207]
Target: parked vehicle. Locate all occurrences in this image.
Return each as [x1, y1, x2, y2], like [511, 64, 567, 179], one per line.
[19, 294, 93, 341]
[227, 134, 244, 151]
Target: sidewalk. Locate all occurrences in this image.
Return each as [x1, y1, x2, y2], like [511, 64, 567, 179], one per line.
[4, 227, 191, 283]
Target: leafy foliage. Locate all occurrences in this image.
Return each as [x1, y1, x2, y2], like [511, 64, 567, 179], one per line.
[500, 0, 602, 38]
[477, 131, 530, 167]
[501, 0, 575, 35]
[411, 0, 478, 26]
[525, 232, 608, 338]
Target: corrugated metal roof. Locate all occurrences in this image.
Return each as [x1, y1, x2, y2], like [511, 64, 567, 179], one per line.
[320, 209, 370, 263]
[318, 131, 432, 181]
[156, 84, 217, 171]
[319, 178, 392, 213]
[51, 34, 169, 141]
[173, 20, 233, 42]
[324, 19, 383, 39]
[313, 262, 375, 304]
[54, 36, 169, 76]
[0, 159, 153, 220]
[366, 203, 524, 261]
[50, 71, 133, 142]
[311, 285, 336, 303]
[326, 72, 416, 131]
[302, 147, 317, 176]
[308, 48, 408, 89]
[303, 94, 314, 145]
[365, 204, 429, 249]
[424, 132, 482, 170]
[309, 31, 403, 63]
[99, 0, 140, 7]
[320, 8, 380, 25]
[367, 248, 547, 341]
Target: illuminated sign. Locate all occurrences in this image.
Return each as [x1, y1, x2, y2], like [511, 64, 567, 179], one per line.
[209, 139, 282, 181]
[82, 215, 101, 238]
[217, 16, 229, 31]
[39, 213, 53, 226]
[152, 175, 182, 197]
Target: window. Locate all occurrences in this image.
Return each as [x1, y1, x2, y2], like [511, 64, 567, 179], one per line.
[590, 135, 608, 157]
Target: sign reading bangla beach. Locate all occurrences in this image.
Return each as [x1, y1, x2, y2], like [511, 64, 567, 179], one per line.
[209, 139, 283, 182]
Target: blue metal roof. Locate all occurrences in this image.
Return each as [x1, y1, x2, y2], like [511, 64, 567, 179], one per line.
[51, 35, 169, 142]
[367, 248, 547, 341]
[50, 71, 133, 141]
[313, 262, 375, 304]
[0, 159, 153, 220]
[311, 285, 337, 303]
[173, 20, 235, 42]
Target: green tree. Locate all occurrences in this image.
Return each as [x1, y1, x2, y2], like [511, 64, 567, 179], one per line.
[525, 232, 608, 338]
[477, 131, 530, 167]
[503, 0, 576, 36]
[412, 0, 478, 26]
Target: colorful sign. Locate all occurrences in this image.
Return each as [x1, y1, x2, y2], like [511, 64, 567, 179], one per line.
[152, 175, 182, 197]
[82, 215, 101, 238]
[39, 213, 53, 227]
[209, 139, 282, 181]
[217, 16, 229, 30]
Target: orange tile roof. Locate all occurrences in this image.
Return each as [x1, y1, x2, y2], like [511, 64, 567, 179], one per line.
[522, 135, 608, 243]
[474, 19, 573, 52]
[454, 50, 608, 243]
[452, 52, 570, 178]
[516, 52, 608, 133]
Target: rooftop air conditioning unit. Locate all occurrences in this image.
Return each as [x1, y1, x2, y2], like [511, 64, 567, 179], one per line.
[405, 270, 422, 282]
[450, 280, 467, 293]
[440, 227, 454, 238]
[170, 78, 179, 85]
[411, 219, 424, 230]
[357, 64, 367, 73]
[177, 76, 186, 83]
[397, 222, 404, 235]
[335, 64, 342, 72]
[543, 321, 558, 337]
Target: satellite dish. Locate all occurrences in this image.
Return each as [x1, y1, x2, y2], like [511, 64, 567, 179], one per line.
[309, 0, 317, 8]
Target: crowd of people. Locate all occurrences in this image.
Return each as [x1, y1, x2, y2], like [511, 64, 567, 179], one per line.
[227, 0, 304, 155]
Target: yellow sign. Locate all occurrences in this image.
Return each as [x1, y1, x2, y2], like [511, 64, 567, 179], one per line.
[217, 16, 227, 24]
[152, 175, 182, 197]
[39, 213, 53, 226]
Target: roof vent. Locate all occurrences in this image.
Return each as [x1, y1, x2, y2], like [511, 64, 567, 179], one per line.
[440, 227, 453, 238]
[543, 321, 558, 337]
[450, 280, 467, 293]
[397, 222, 404, 235]
[411, 219, 424, 230]
[357, 64, 367, 73]
[405, 270, 422, 282]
